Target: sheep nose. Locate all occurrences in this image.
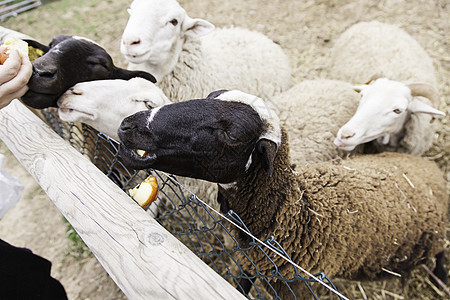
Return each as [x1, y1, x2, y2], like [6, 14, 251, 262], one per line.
[33, 65, 56, 78]
[122, 36, 141, 47]
[339, 129, 355, 140]
[68, 87, 83, 95]
[119, 118, 138, 133]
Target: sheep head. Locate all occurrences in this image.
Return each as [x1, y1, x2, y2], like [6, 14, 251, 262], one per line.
[121, 0, 215, 81]
[118, 90, 280, 183]
[57, 77, 170, 141]
[334, 78, 445, 151]
[21, 35, 157, 109]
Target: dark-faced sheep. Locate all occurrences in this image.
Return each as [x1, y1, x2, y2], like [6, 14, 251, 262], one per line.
[20, 35, 156, 109]
[117, 90, 447, 299]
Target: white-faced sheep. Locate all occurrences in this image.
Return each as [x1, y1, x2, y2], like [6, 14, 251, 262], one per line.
[20, 35, 157, 109]
[57, 78, 171, 141]
[329, 21, 445, 155]
[272, 79, 362, 166]
[120, 0, 291, 100]
[117, 90, 447, 299]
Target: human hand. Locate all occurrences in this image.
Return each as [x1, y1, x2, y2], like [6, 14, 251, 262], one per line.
[0, 49, 32, 109]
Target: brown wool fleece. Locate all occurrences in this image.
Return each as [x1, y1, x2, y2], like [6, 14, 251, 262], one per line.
[221, 129, 447, 299]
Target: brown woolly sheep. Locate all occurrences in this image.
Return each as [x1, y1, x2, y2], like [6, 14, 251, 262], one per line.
[117, 90, 447, 299]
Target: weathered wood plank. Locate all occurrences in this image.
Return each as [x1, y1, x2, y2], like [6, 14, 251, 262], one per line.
[0, 99, 245, 300]
[0, 0, 41, 21]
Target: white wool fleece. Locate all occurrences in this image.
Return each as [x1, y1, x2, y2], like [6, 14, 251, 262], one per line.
[328, 21, 442, 156]
[133, 27, 292, 101]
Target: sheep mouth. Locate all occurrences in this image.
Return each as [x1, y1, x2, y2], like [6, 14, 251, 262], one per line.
[333, 138, 357, 151]
[123, 50, 151, 63]
[118, 144, 157, 169]
[58, 107, 95, 120]
[21, 90, 60, 109]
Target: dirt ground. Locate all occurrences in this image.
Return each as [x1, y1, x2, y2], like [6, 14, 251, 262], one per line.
[0, 0, 448, 299]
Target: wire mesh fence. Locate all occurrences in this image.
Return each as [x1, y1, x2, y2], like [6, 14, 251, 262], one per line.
[41, 107, 346, 300]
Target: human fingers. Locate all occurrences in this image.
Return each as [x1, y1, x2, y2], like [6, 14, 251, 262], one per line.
[0, 85, 28, 109]
[0, 49, 21, 85]
[20, 54, 32, 82]
[0, 53, 32, 102]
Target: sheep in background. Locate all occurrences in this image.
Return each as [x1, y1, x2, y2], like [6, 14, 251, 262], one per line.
[120, 0, 291, 101]
[20, 35, 157, 109]
[272, 79, 362, 166]
[329, 21, 445, 155]
[334, 78, 445, 154]
[117, 90, 447, 299]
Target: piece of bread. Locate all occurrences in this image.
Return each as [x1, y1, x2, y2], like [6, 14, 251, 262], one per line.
[0, 38, 29, 64]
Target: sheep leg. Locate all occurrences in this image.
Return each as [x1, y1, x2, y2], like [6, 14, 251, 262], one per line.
[431, 251, 448, 286]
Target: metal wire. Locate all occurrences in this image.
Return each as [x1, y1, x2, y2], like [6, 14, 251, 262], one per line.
[41, 108, 347, 300]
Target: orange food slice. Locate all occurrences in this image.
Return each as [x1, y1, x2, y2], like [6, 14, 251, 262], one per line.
[128, 175, 159, 209]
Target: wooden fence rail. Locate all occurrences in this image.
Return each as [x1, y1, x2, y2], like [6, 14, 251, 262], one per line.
[0, 99, 246, 300]
[0, 0, 41, 22]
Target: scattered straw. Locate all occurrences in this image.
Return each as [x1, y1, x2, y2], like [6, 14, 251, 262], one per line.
[394, 182, 407, 202]
[357, 282, 367, 300]
[424, 278, 445, 298]
[382, 290, 405, 299]
[402, 173, 415, 189]
[381, 267, 402, 277]
[421, 264, 450, 297]
[308, 207, 324, 218]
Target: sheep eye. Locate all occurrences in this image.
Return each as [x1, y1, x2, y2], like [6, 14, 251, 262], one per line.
[393, 108, 402, 114]
[144, 101, 153, 110]
[225, 131, 238, 142]
[169, 19, 178, 26]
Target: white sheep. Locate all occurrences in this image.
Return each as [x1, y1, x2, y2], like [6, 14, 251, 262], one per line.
[272, 79, 362, 166]
[328, 21, 445, 155]
[57, 78, 170, 141]
[120, 0, 291, 101]
[117, 89, 448, 299]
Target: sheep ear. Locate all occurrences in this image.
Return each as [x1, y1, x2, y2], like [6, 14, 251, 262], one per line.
[352, 84, 368, 93]
[206, 89, 229, 99]
[22, 39, 50, 53]
[183, 16, 215, 36]
[113, 68, 157, 83]
[408, 99, 446, 117]
[255, 139, 277, 176]
[48, 35, 73, 47]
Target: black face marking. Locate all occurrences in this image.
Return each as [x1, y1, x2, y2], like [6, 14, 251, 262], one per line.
[118, 98, 267, 183]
